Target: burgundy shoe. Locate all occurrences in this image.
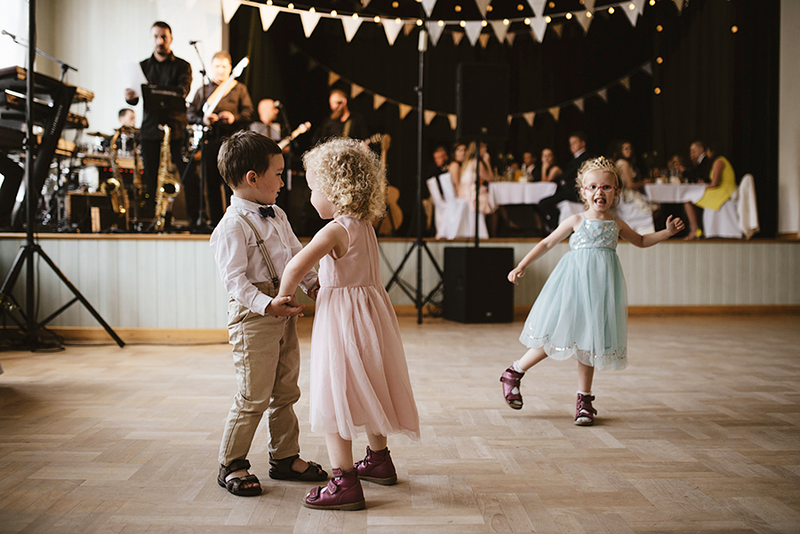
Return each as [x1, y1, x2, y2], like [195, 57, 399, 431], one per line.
[354, 447, 397, 485]
[574, 393, 597, 426]
[500, 366, 525, 409]
[303, 468, 365, 511]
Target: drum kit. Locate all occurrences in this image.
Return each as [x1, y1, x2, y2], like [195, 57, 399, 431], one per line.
[42, 125, 203, 233]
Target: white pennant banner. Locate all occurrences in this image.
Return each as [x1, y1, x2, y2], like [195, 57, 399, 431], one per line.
[427, 22, 445, 46]
[673, 0, 684, 13]
[584, 0, 595, 10]
[421, 0, 437, 18]
[341, 16, 363, 42]
[464, 21, 483, 46]
[574, 98, 584, 112]
[222, 0, 241, 24]
[382, 19, 403, 45]
[524, 112, 535, 127]
[258, 5, 279, 31]
[634, 0, 646, 15]
[597, 88, 608, 102]
[576, 11, 592, 34]
[300, 10, 321, 38]
[527, 0, 546, 19]
[531, 18, 547, 42]
[374, 94, 387, 109]
[623, 3, 639, 27]
[474, 0, 491, 18]
[424, 110, 437, 125]
[620, 77, 631, 90]
[490, 20, 508, 43]
[642, 62, 652, 75]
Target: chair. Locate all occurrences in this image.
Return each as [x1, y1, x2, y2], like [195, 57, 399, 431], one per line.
[703, 174, 759, 239]
[615, 194, 656, 234]
[435, 173, 488, 240]
[426, 177, 447, 239]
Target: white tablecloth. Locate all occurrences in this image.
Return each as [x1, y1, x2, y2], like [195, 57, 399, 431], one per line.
[488, 182, 557, 206]
[644, 183, 707, 203]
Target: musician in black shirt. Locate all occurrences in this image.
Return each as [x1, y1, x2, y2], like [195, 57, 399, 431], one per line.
[187, 51, 254, 227]
[124, 21, 192, 220]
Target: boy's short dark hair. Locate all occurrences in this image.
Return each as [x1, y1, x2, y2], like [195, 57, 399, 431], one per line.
[217, 130, 282, 188]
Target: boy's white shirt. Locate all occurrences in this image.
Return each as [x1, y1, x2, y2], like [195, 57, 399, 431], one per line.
[210, 196, 317, 315]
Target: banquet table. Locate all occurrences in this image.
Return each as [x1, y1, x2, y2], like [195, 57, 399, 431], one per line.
[644, 183, 708, 204]
[489, 181, 557, 206]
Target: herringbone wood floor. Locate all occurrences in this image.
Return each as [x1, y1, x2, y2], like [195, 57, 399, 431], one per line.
[1, 315, 799, 533]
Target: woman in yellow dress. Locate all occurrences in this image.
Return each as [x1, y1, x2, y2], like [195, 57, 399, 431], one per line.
[684, 148, 736, 239]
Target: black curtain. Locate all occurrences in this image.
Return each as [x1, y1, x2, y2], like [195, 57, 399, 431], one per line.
[230, 0, 779, 237]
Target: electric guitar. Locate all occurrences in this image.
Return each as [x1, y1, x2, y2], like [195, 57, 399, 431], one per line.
[278, 121, 311, 149]
[202, 57, 249, 116]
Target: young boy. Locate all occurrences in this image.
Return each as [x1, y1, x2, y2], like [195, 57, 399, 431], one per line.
[210, 130, 327, 496]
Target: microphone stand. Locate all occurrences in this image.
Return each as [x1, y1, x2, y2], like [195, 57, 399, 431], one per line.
[277, 104, 293, 191]
[191, 42, 210, 230]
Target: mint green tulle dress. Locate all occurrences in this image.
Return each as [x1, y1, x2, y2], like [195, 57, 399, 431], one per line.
[519, 214, 628, 371]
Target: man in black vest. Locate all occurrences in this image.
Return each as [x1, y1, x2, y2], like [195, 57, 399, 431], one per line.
[537, 132, 593, 233]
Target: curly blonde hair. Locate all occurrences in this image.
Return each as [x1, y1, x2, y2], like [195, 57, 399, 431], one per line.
[575, 156, 623, 209]
[303, 138, 387, 222]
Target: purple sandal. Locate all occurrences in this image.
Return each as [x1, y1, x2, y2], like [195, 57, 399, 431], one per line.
[500, 366, 525, 410]
[575, 393, 597, 426]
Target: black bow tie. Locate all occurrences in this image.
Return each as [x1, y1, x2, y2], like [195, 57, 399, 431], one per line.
[258, 206, 275, 218]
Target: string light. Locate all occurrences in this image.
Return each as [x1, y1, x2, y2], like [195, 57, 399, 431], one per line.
[608, 7, 615, 14]
[524, 17, 531, 25]
[654, 87, 662, 95]
[352, 13, 358, 19]
[481, 20, 488, 27]
[586, 11, 592, 18]
[503, 19, 510, 25]
[545, 16, 552, 23]
[517, 4, 524, 10]
[308, 6, 314, 12]
[649, 0, 655, 5]
[731, 25, 739, 33]
[628, 3, 636, 10]
[455, 5, 462, 12]
[656, 24, 663, 32]
[373, 16, 380, 23]
[656, 56, 663, 64]
[566, 12, 573, 20]
[330, 10, 337, 16]
[486, 5, 493, 12]
[437, 20, 444, 26]
[416, 19, 423, 26]
[459, 20, 466, 27]
[287, 3, 294, 9]
[392, 2, 398, 8]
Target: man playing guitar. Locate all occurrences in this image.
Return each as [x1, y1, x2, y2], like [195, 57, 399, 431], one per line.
[187, 51, 254, 227]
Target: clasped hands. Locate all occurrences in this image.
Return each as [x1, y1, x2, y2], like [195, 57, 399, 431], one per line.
[266, 286, 319, 317]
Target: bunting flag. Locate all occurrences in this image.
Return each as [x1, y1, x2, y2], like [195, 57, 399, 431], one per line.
[584, 0, 596, 10]
[427, 21, 445, 46]
[351, 83, 364, 99]
[527, 0, 546, 19]
[506, 32, 516, 45]
[507, 115, 513, 124]
[479, 34, 491, 48]
[623, 3, 639, 26]
[399, 104, 413, 120]
[424, 110, 437, 125]
[448, 114, 458, 130]
[421, 0, 437, 18]
[222, 0, 241, 23]
[258, 5, 279, 31]
[474, 0, 491, 18]
[633, 0, 646, 15]
[341, 16, 363, 42]
[524, 112, 535, 127]
[328, 72, 340, 85]
[363, 0, 371, 6]
[574, 98, 584, 112]
[597, 88, 608, 102]
[620, 76, 631, 90]
[452, 32, 465, 46]
[464, 21, 483, 46]
[300, 10, 321, 38]
[673, 0, 684, 13]
[576, 11, 592, 34]
[549, 106, 560, 121]
[531, 18, 547, 43]
[490, 20, 509, 43]
[403, 23, 415, 36]
[374, 94, 387, 109]
[382, 19, 403, 45]
[551, 22, 564, 38]
[642, 62, 652, 75]
[307, 58, 318, 71]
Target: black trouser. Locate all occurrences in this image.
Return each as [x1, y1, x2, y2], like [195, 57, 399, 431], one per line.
[201, 135, 231, 227]
[538, 182, 579, 232]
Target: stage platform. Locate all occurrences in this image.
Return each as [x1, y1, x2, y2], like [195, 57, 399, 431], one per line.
[1, 233, 798, 341]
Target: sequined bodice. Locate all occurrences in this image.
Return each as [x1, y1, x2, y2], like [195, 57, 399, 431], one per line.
[569, 215, 619, 250]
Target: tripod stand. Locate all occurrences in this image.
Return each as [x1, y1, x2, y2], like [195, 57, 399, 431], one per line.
[1, 0, 124, 349]
[384, 28, 444, 325]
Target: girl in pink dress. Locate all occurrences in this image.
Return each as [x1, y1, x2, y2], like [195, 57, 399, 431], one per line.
[278, 138, 420, 511]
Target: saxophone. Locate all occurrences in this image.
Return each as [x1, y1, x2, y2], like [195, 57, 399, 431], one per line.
[153, 125, 181, 231]
[100, 130, 128, 217]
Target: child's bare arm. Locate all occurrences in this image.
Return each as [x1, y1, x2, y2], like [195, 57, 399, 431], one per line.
[618, 215, 684, 248]
[508, 214, 579, 284]
[278, 223, 348, 298]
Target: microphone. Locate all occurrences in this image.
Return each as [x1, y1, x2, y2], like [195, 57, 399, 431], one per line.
[189, 40, 200, 45]
[2, 30, 17, 39]
[274, 100, 282, 108]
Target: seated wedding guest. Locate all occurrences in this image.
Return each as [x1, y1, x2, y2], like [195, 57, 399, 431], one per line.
[668, 154, 688, 180]
[520, 151, 537, 180]
[249, 98, 284, 144]
[538, 132, 592, 233]
[446, 141, 467, 194]
[684, 142, 737, 240]
[612, 140, 655, 233]
[457, 141, 495, 216]
[426, 145, 450, 180]
[687, 140, 713, 184]
[531, 148, 562, 183]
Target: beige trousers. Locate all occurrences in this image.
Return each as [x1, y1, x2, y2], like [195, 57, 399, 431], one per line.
[218, 281, 301, 466]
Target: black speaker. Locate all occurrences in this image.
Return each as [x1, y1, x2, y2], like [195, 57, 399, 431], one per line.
[444, 247, 515, 323]
[456, 63, 510, 140]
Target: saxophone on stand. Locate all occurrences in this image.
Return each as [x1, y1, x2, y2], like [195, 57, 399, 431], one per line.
[99, 129, 129, 229]
[152, 124, 181, 232]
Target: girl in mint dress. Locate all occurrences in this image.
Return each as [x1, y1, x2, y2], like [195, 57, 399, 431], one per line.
[500, 157, 685, 425]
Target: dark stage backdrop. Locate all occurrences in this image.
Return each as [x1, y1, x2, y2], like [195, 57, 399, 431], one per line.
[230, 0, 779, 237]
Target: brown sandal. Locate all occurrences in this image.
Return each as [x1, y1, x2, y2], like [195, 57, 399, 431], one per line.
[500, 366, 524, 409]
[217, 459, 262, 497]
[268, 453, 328, 482]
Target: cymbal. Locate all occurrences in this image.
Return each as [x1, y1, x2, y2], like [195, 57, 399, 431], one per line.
[86, 131, 110, 138]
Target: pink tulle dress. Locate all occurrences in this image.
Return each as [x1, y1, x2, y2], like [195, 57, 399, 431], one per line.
[309, 215, 420, 440]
